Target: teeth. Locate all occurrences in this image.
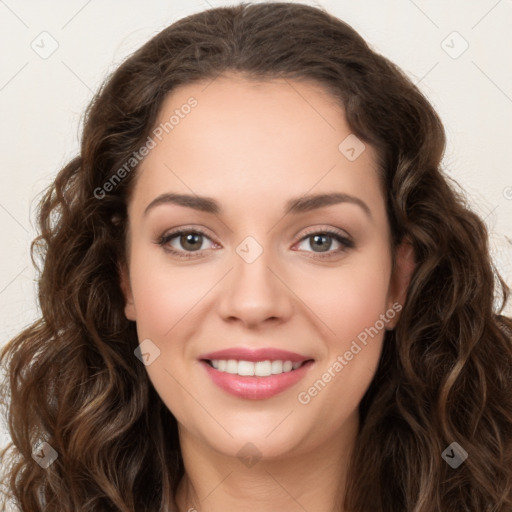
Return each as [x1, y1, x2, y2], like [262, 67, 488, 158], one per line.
[271, 360, 283, 374]
[254, 360, 271, 376]
[238, 360, 255, 376]
[226, 359, 238, 374]
[209, 359, 303, 376]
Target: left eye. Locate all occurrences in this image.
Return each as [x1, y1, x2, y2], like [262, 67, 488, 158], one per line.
[295, 231, 353, 255]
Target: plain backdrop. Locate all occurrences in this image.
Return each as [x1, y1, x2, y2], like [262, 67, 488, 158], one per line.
[0, 0, 511, 449]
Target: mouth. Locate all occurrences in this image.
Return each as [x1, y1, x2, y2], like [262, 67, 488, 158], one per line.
[198, 348, 315, 399]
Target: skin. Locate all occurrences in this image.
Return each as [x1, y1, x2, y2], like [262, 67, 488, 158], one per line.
[120, 73, 415, 512]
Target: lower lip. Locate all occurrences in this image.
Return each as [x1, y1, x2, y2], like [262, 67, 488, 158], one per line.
[200, 360, 314, 400]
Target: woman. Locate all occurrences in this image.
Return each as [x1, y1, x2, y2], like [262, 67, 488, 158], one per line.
[1, 2, 511, 511]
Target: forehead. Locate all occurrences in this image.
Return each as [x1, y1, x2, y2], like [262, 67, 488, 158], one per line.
[130, 73, 384, 221]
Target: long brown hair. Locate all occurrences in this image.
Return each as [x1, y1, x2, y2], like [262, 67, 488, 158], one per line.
[1, 2, 511, 510]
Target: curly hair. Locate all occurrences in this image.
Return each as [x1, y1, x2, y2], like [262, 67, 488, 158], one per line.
[1, 2, 511, 511]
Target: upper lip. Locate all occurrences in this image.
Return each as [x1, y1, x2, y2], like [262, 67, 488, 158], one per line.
[199, 347, 313, 363]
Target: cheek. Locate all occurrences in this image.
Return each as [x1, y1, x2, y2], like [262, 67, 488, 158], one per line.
[294, 249, 392, 344]
[295, 260, 391, 426]
[127, 251, 205, 422]
[128, 249, 210, 339]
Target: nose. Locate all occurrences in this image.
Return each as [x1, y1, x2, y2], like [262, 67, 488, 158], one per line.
[216, 241, 294, 328]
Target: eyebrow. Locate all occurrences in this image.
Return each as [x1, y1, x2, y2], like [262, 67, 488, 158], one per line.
[143, 192, 372, 218]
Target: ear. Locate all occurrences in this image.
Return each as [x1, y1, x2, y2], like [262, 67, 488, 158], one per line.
[119, 261, 137, 321]
[386, 238, 416, 329]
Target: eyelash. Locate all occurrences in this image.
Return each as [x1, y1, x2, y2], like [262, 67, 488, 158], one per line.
[155, 226, 354, 260]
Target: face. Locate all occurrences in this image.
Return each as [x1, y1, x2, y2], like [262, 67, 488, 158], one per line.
[121, 73, 412, 460]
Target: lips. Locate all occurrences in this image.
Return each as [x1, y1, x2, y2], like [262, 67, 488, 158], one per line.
[198, 347, 315, 400]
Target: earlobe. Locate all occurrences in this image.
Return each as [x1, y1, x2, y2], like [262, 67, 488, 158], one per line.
[386, 238, 416, 329]
[119, 262, 137, 321]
